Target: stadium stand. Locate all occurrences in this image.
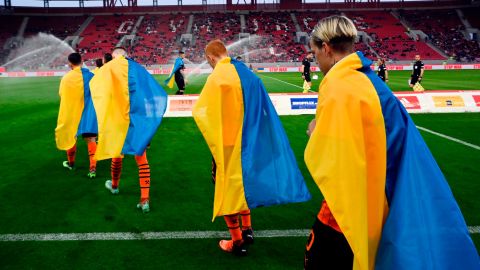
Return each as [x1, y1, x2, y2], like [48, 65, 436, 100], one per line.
[132, 14, 188, 65]
[346, 11, 444, 61]
[187, 12, 242, 63]
[399, 9, 480, 62]
[1, 4, 480, 69]
[244, 11, 305, 63]
[23, 16, 84, 40]
[0, 16, 23, 63]
[77, 15, 138, 62]
[462, 7, 480, 29]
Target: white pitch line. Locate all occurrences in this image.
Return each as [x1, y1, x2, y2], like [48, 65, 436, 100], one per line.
[0, 229, 310, 242]
[416, 126, 480, 150]
[259, 74, 317, 93]
[0, 227, 478, 242]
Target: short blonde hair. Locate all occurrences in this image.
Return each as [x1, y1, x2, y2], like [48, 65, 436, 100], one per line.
[311, 15, 357, 53]
[112, 47, 127, 58]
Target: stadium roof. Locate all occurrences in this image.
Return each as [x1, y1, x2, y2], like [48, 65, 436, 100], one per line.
[1, 0, 473, 11]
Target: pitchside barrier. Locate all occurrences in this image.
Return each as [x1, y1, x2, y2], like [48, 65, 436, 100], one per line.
[164, 90, 480, 117]
[1, 63, 480, 77]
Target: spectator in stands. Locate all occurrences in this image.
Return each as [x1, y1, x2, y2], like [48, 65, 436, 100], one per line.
[377, 58, 388, 83]
[301, 51, 314, 93]
[409, 54, 424, 88]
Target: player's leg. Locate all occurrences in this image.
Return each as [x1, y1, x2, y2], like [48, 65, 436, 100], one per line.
[409, 76, 418, 88]
[220, 214, 247, 256]
[304, 217, 353, 270]
[135, 150, 150, 213]
[105, 157, 122, 194]
[175, 78, 185, 95]
[83, 134, 97, 178]
[63, 143, 77, 170]
[240, 209, 254, 244]
[303, 74, 312, 93]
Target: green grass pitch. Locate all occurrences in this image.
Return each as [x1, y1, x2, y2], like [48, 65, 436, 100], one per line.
[0, 70, 479, 269]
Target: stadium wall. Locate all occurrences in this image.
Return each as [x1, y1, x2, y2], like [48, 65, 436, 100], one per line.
[164, 90, 480, 117]
[2, 64, 480, 78]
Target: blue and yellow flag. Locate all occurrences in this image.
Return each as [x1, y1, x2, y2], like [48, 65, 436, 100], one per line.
[89, 56, 168, 160]
[55, 67, 96, 150]
[193, 57, 311, 220]
[305, 52, 479, 270]
[164, 57, 184, 89]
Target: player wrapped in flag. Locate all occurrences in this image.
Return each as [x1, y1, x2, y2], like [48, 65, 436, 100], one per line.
[305, 50, 479, 269]
[55, 52, 98, 178]
[89, 49, 168, 213]
[193, 56, 311, 220]
[89, 54, 168, 160]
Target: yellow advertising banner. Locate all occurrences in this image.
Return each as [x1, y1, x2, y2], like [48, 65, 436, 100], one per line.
[432, 96, 465, 107]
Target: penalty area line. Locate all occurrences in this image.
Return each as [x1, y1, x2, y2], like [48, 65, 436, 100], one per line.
[0, 227, 478, 242]
[416, 126, 480, 151]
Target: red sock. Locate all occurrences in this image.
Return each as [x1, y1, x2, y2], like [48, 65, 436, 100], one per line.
[224, 214, 242, 242]
[111, 158, 122, 189]
[135, 151, 150, 202]
[240, 209, 252, 230]
[87, 141, 97, 171]
[66, 144, 77, 166]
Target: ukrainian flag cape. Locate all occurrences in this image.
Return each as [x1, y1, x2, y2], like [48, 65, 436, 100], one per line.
[305, 52, 479, 270]
[55, 67, 96, 150]
[164, 57, 183, 89]
[89, 56, 168, 160]
[193, 57, 311, 220]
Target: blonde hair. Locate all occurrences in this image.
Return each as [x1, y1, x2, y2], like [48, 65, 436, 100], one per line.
[112, 47, 128, 58]
[311, 15, 357, 53]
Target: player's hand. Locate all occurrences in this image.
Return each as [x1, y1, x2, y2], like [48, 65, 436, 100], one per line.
[302, 75, 305, 80]
[306, 119, 316, 137]
[185, 79, 188, 85]
[386, 79, 389, 83]
[418, 77, 422, 82]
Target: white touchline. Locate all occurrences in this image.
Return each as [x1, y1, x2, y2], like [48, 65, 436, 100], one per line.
[416, 126, 480, 151]
[0, 227, 478, 242]
[0, 229, 309, 242]
[259, 74, 317, 93]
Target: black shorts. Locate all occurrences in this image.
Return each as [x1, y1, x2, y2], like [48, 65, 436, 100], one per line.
[378, 75, 386, 82]
[304, 73, 311, 82]
[410, 75, 420, 85]
[304, 217, 353, 270]
[175, 77, 185, 90]
[81, 133, 97, 138]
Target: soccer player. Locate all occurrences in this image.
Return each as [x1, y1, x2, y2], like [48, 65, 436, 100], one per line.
[165, 51, 187, 95]
[301, 51, 314, 93]
[103, 53, 113, 64]
[377, 58, 388, 82]
[193, 40, 310, 256]
[304, 15, 478, 269]
[93, 58, 103, 74]
[55, 52, 98, 178]
[202, 41, 252, 255]
[409, 54, 424, 88]
[91, 47, 166, 213]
